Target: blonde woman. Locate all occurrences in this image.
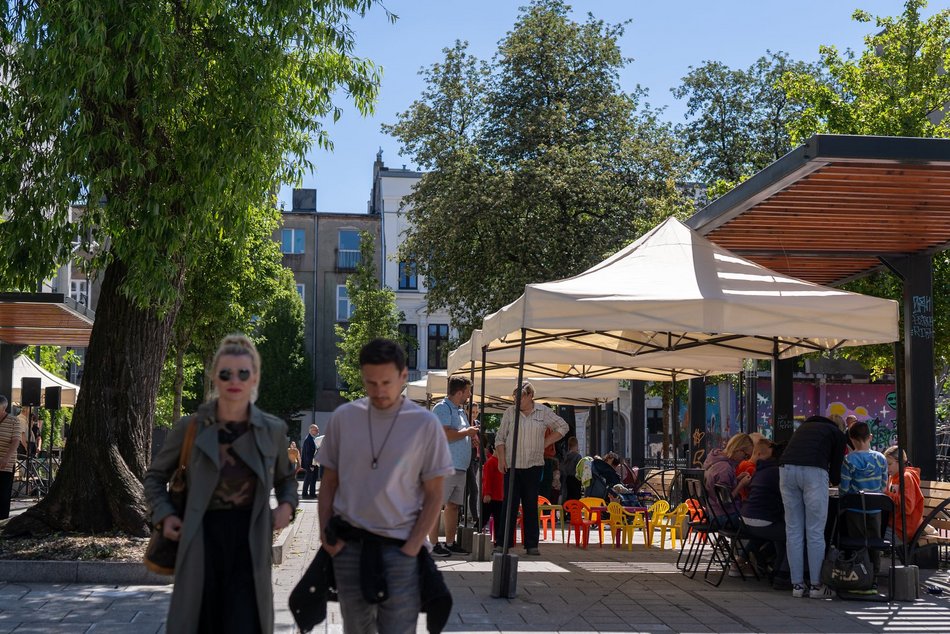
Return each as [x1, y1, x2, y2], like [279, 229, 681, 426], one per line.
[144, 334, 298, 634]
[702, 432, 754, 524]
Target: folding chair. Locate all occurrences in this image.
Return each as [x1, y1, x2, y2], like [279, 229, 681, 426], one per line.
[832, 492, 896, 601]
[678, 478, 717, 579]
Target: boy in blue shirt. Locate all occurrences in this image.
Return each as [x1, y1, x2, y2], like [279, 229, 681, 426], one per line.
[839, 421, 888, 576]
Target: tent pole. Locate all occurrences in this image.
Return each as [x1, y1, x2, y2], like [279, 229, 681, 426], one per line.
[492, 329, 526, 598]
[894, 341, 909, 564]
[478, 347, 488, 534]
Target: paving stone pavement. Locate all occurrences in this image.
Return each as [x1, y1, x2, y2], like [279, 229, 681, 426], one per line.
[3, 483, 950, 633]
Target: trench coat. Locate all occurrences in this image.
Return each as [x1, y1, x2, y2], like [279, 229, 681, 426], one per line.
[143, 400, 299, 634]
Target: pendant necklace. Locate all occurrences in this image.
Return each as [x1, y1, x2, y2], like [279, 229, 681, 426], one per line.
[368, 398, 403, 470]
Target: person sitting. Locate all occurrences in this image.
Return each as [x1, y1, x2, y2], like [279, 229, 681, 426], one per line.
[740, 438, 790, 589]
[839, 422, 888, 577]
[703, 433, 754, 526]
[882, 446, 924, 546]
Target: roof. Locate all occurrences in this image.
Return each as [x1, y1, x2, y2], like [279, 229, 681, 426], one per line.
[0, 293, 94, 347]
[687, 134, 950, 285]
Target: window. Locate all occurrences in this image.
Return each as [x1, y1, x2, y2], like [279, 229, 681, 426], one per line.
[427, 324, 449, 369]
[398, 324, 419, 370]
[337, 229, 361, 269]
[295, 284, 305, 301]
[281, 228, 305, 254]
[398, 260, 418, 290]
[647, 408, 664, 435]
[70, 279, 89, 306]
[337, 285, 355, 321]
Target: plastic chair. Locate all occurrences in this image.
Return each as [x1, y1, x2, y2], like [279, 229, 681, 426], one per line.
[579, 496, 607, 546]
[564, 499, 594, 548]
[604, 502, 630, 548]
[656, 502, 689, 550]
[538, 496, 557, 541]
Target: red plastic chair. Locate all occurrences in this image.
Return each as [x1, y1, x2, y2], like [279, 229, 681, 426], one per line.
[564, 500, 594, 548]
[538, 496, 557, 541]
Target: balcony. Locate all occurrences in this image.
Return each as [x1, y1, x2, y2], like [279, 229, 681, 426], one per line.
[336, 249, 361, 271]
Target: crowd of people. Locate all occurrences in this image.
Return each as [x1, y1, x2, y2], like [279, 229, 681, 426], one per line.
[701, 414, 925, 600]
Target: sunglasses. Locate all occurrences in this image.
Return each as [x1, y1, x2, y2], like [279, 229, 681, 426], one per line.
[218, 368, 252, 382]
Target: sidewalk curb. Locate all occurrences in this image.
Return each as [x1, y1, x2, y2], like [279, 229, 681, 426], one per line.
[272, 509, 302, 565]
[0, 560, 172, 585]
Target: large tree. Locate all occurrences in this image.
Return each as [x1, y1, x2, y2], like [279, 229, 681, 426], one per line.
[384, 0, 690, 338]
[672, 52, 817, 189]
[780, 0, 950, 373]
[0, 1, 383, 535]
[335, 231, 403, 400]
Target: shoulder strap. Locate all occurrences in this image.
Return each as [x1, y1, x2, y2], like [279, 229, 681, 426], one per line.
[179, 415, 199, 469]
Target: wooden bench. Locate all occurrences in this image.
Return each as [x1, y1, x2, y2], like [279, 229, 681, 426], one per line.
[906, 480, 950, 567]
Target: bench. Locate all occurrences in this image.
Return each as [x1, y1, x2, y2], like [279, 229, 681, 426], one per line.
[906, 480, 950, 567]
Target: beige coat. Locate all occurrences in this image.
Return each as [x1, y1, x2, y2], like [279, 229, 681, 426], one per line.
[144, 400, 298, 634]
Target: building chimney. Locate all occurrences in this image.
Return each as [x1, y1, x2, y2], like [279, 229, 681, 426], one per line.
[292, 188, 316, 212]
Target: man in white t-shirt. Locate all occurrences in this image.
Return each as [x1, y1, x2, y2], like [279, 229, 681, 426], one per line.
[318, 338, 453, 633]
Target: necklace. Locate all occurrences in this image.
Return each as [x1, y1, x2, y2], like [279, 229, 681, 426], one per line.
[367, 399, 403, 470]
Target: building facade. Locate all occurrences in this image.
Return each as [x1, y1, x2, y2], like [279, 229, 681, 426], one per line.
[369, 152, 455, 383]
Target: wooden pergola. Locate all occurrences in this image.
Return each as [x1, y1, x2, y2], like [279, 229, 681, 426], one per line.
[0, 292, 94, 401]
[686, 134, 950, 478]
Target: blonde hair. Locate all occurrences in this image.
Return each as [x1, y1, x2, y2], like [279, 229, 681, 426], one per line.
[883, 446, 906, 462]
[209, 333, 261, 402]
[511, 381, 535, 398]
[830, 413, 846, 432]
[724, 433, 753, 461]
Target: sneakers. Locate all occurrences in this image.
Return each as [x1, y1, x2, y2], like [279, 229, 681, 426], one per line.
[445, 542, 469, 555]
[808, 583, 835, 599]
[431, 543, 451, 557]
[792, 583, 808, 598]
[525, 547, 541, 556]
[728, 562, 754, 578]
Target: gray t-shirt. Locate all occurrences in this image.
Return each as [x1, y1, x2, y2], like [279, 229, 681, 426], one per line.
[320, 396, 453, 540]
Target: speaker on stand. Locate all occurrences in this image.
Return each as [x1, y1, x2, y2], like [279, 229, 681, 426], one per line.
[43, 386, 62, 497]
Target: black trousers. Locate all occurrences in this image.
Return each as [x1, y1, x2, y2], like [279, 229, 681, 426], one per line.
[199, 509, 261, 634]
[302, 466, 318, 497]
[0, 470, 13, 520]
[497, 465, 542, 549]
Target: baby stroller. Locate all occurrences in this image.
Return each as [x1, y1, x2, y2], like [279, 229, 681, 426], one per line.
[585, 458, 623, 504]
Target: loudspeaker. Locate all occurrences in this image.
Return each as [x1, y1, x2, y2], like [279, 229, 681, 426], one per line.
[45, 386, 62, 410]
[21, 377, 42, 407]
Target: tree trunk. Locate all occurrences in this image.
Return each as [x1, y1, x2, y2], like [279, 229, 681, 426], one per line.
[172, 342, 186, 422]
[3, 258, 182, 536]
[661, 383, 671, 460]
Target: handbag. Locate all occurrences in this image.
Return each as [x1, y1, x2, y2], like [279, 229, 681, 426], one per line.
[820, 491, 874, 591]
[144, 416, 199, 575]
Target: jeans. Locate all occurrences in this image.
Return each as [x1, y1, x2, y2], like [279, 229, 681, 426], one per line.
[333, 541, 421, 634]
[497, 465, 542, 549]
[780, 464, 829, 586]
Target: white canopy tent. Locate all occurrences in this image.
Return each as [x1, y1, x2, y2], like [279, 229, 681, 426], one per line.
[12, 354, 80, 407]
[476, 217, 899, 365]
[405, 370, 621, 410]
[448, 328, 741, 380]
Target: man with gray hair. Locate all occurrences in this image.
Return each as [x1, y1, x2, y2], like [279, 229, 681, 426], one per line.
[495, 381, 568, 556]
[0, 396, 20, 519]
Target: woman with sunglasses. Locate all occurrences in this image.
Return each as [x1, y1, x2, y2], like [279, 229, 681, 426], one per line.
[145, 334, 298, 634]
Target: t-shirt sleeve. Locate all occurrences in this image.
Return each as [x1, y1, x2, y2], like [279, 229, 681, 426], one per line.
[433, 402, 454, 429]
[318, 412, 340, 471]
[420, 413, 454, 482]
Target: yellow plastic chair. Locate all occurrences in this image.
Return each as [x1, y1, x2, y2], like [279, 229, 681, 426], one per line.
[579, 497, 607, 546]
[656, 502, 689, 550]
[604, 502, 630, 548]
[627, 500, 669, 548]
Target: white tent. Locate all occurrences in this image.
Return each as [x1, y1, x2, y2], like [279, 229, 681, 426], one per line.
[405, 370, 620, 410]
[447, 328, 741, 380]
[476, 217, 899, 364]
[12, 355, 80, 407]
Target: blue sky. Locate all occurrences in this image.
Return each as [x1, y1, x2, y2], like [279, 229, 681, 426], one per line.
[280, 0, 942, 213]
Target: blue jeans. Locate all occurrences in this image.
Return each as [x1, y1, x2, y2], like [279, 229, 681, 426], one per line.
[780, 464, 829, 586]
[333, 541, 421, 634]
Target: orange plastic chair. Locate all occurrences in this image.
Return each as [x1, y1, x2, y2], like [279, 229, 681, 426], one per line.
[563, 500, 594, 548]
[579, 497, 607, 546]
[538, 496, 556, 541]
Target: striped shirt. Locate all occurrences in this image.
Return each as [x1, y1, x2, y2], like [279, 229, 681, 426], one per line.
[0, 413, 21, 473]
[495, 404, 568, 469]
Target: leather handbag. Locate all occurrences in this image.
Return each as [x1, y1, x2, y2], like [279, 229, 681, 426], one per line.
[144, 416, 199, 575]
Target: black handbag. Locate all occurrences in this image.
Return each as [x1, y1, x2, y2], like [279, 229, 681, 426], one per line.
[144, 416, 199, 575]
[821, 492, 874, 591]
